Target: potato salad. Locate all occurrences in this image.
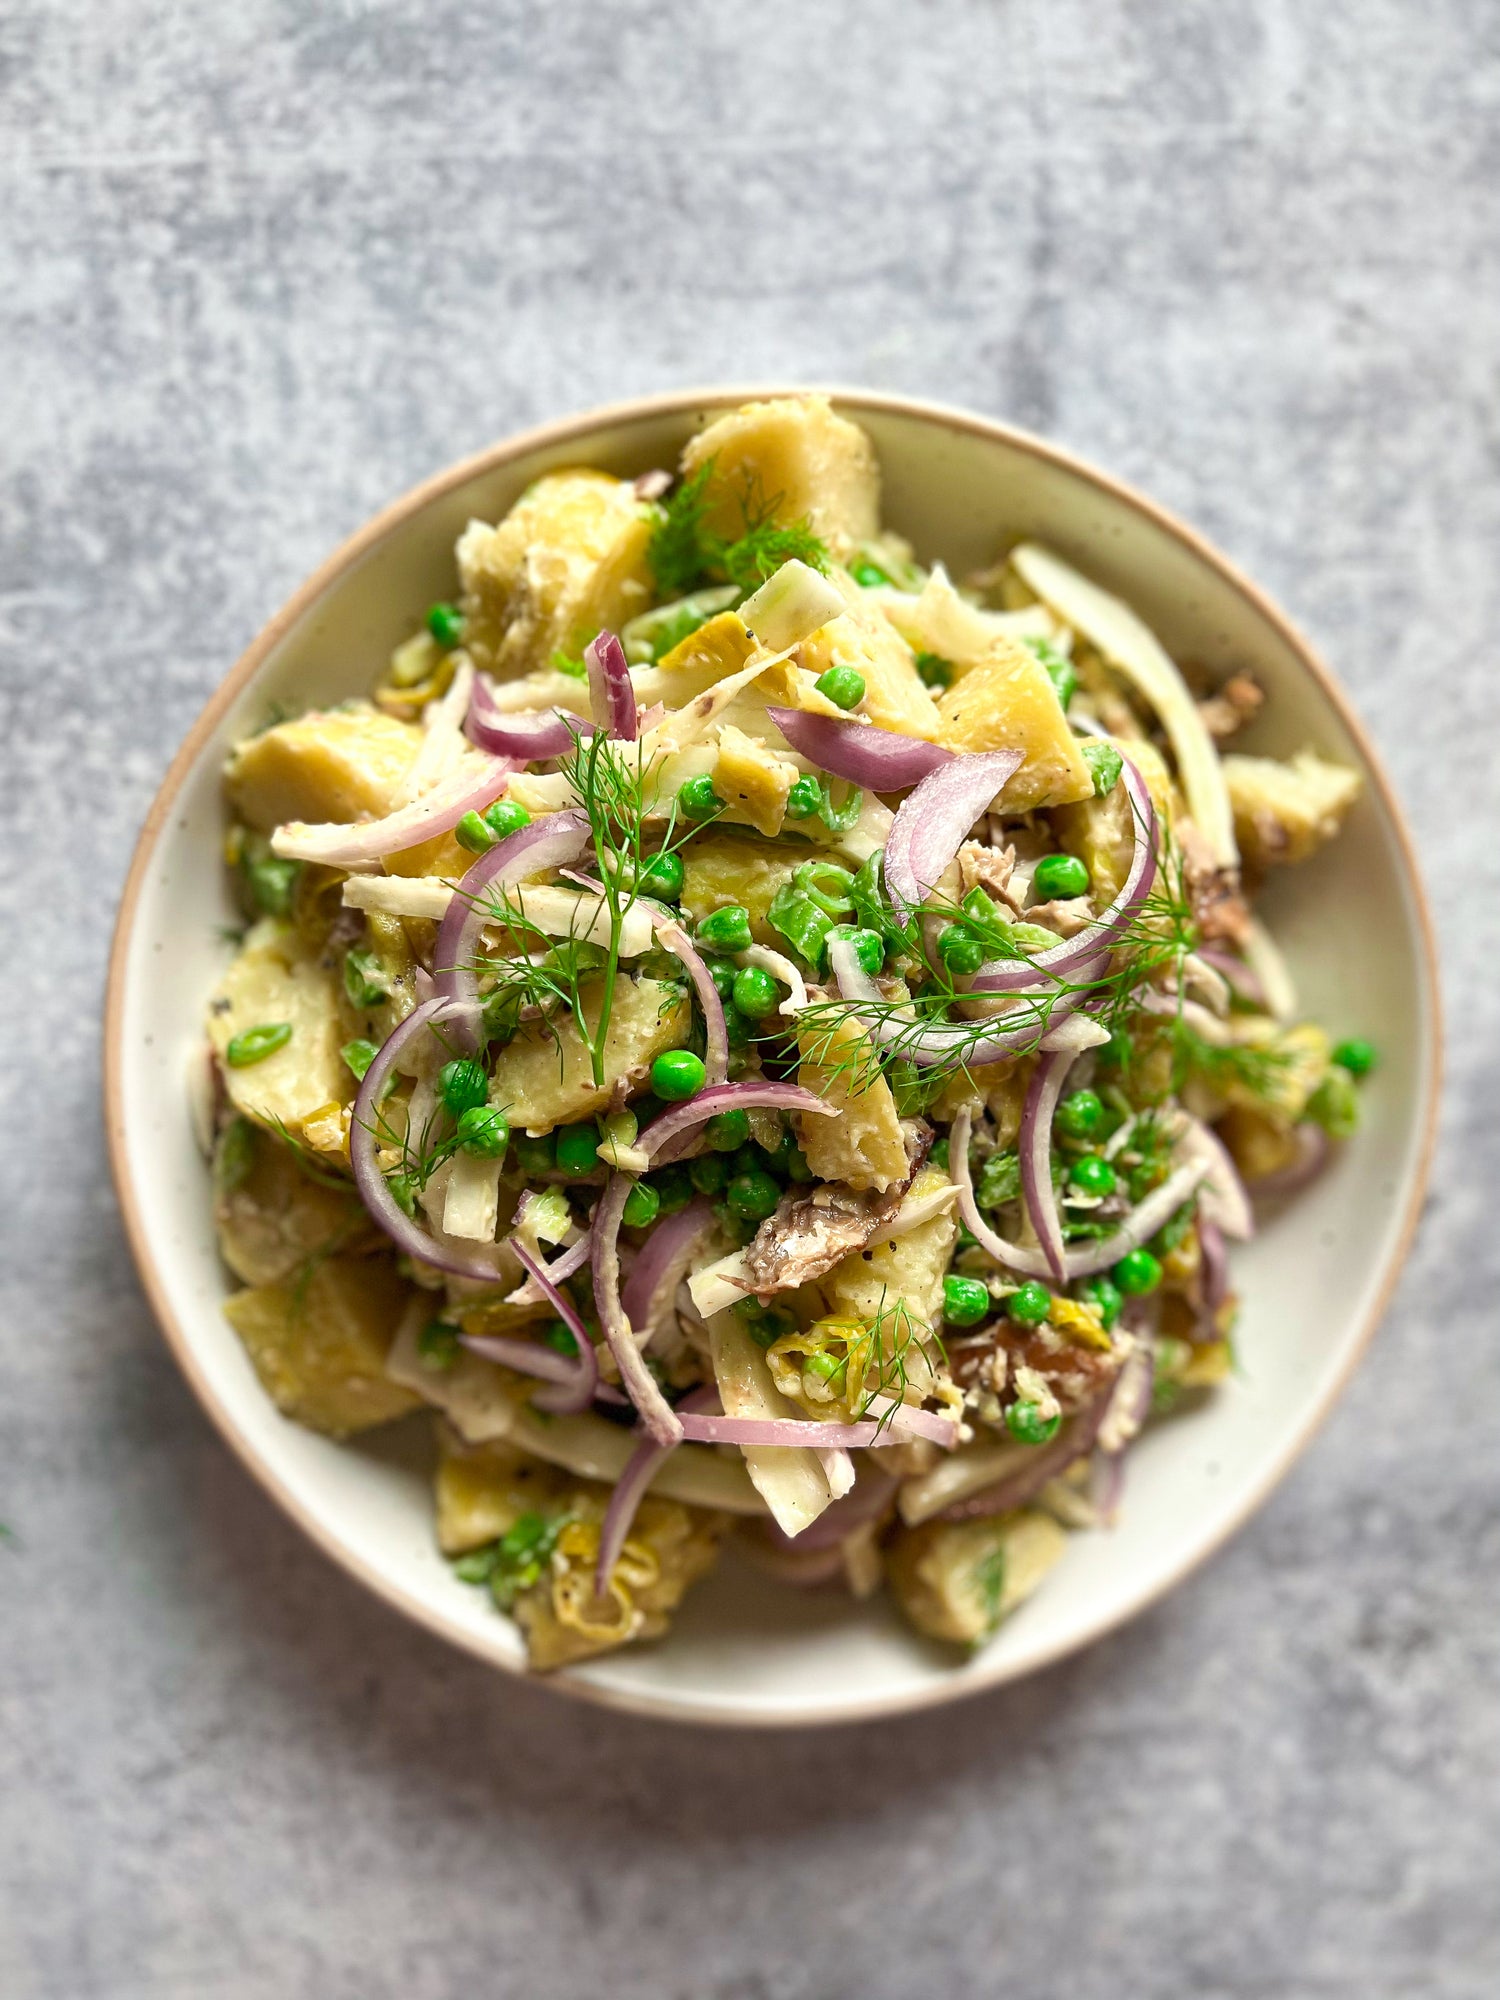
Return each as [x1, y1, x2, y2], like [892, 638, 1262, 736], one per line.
[204, 395, 1372, 1668]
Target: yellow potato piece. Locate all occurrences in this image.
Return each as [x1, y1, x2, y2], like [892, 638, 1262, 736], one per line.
[215, 1122, 365, 1286]
[488, 976, 690, 1133]
[1223, 749, 1361, 870]
[456, 470, 654, 681]
[208, 922, 349, 1138]
[888, 1510, 1067, 1646]
[226, 704, 421, 833]
[795, 1014, 908, 1193]
[680, 394, 880, 559]
[434, 1433, 571, 1553]
[712, 724, 797, 837]
[933, 632, 1095, 809]
[824, 1167, 956, 1325]
[680, 832, 803, 948]
[797, 567, 941, 739]
[223, 1255, 421, 1437]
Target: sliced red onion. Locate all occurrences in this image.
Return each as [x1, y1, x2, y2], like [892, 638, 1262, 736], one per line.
[638, 1082, 836, 1163]
[970, 754, 1159, 995]
[883, 751, 1025, 918]
[950, 1105, 1059, 1280]
[350, 997, 503, 1280]
[1247, 1123, 1330, 1199]
[504, 1225, 594, 1305]
[503, 1241, 600, 1413]
[1181, 1115, 1254, 1240]
[431, 809, 593, 1051]
[1196, 944, 1266, 1008]
[676, 1409, 957, 1449]
[1198, 1216, 1229, 1328]
[1061, 1156, 1212, 1278]
[593, 1174, 683, 1448]
[593, 1383, 718, 1595]
[1019, 1040, 1086, 1286]
[271, 756, 520, 867]
[1091, 1343, 1157, 1522]
[466, 677, 593, 760]
[651, 916, 727, 1086]
[765, 706, 955, 790]
[940, 1401, 1108, 1521]
[828, 933, 1082, 1069]
[620, 1198, 718, 1336]
[586, 629, 637, 740]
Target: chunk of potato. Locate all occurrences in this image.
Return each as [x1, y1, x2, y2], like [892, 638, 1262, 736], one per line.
[797, 567, 940, 739]
[1223, 749, 1361, 870]
[795, 1014, 908, 1192]
[680, 832, 804, 948]
[488, 976, 690, 1133]
[888, 1509, 1068, 1646]
[226, 704, 422, 832]
[215, 1121, 367, 1285]
[434, 1432, 571, 1552]
[456, 470, 654, 681]
[927, 1058, 1030, 1142]
[223, 1255, 421, 1436]
[933, 633, 1095, 809]
[680, 394, 880, 559]
[207, 921, 350, 1137]
[824, 1166, 956, 1326]
[712, 724, 798, 837]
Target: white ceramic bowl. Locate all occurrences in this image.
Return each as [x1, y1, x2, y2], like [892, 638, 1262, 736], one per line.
[105, 388, 1440, 1727]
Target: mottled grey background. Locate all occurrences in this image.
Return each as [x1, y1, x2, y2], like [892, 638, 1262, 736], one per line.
[1, 2, 1495, 1996]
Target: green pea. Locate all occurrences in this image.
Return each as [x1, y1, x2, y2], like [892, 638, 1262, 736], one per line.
[245, 852, 300, 917]
[1082, 740, 1123, 797]
[388, 1170, 419, 1216]
[637, 850, 684, 901]
[784, 1144, 813, 1184]
[437, 1060, 488, 1120]
[914, 651, 954, 691]
[721, 1002, 753, 1050]
[342, 947, 388, 1010]
[726, 1169, 782, 1222]
[650, 1049, 706, 1102]
[1307, 1065, 1361, 1140]
[731, 965, 780, 1019]
[1056, 1089, 1105, 1140]
[457, 1105, 509, 1157]
[512, 1131, 556, 1175]
[929, 1137, 950, 1170]
[1006, 1400, 1061, 1446]
[1032, 853, 1090, 901]
[688, 1153, 729, 1196]
[1068, 1153, 1117, 1198]
[815, 665, 866, 710]
[943, 1274, 991, 1327]
[678, 774, 722, 820]
[704, 957, 738, 1002]
[541, 1319, 579, 1355]
[734, 1296, 792, 1348]
[705, 1109, 751, 1152]
[647, 1164, 693, 1214]
[426, 602, 464, 648]
[418, 1319, 461, 1370]
[826, 923, 883, 975]
[555, 1123, 601, 1176]
[785, 774, 822, 820]
[1008, 1280, 1052, 1326]
[484, 798, 532, 839]
[1113, 1247, 1162, 1296]
[849, 557, 892, 587]
[695, 905, 753, 953]
[1331, 1037, 1377, 1078]
[622, 1180, 661, 1229]
[937, 924, 986, 977]
[1080, 1274, 1124, 1330]
[340, 1037, 380, 1082]
[804, 1350, 845, 1383]
[225, 1022, 292, 1068]
[454, 809, 496, 854]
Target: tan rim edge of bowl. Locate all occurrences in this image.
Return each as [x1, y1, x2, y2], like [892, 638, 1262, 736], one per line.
[103, 386, 1444, 1729]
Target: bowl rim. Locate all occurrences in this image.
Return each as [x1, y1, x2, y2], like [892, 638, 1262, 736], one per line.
[103, 384, 1443, 1728]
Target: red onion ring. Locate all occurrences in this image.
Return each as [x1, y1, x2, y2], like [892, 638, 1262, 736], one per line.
[949, 1105, 1053, 1280]
[593, 1174, 683, 1448]
[349, 996, 503, 1280]
[651, 916, 728, 1086]
[1196, 944, 1266, 1009]
[620, 1198, 718, 1336]
[586, 629, 637, 740]
[883, 751, 1024, 918]
[502, 1241, 600, 1413]
[1019, 1040, 1088, 1286]
[1182, 1115, 1254, 1240]
[676, 1409, 958, 1449]
[593, 1383, 718, 1595]
[270, 756, 520, 868]
[431, 809, 593, 1051]
[638, 1082, 836, 1163]
[466, 677, 593, 760]
[970, 754, 1159, 995]
[765, 706, 955, 789]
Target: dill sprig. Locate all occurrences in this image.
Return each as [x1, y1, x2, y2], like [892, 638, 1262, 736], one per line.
[648, 456, 829, 598]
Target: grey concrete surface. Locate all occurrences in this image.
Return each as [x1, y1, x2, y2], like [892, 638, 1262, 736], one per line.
[1, 3, 1496, 1995]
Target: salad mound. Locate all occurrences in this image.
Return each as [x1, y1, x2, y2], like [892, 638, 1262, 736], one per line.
[203, 394, 1371, 1669]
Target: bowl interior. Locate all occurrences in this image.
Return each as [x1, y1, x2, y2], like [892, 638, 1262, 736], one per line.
[108, 393, 1438, 1725]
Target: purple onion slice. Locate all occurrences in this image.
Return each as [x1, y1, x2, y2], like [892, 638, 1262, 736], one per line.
[271, 757, 520, 868]
[619, 1198, 718, 1336]
[593, 1174, 683, 1448]
[585, 629, 637, 740]
[765, 706, 954, 790]
[883, 750, 1024, 918]
[466, 677, 593, 760]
